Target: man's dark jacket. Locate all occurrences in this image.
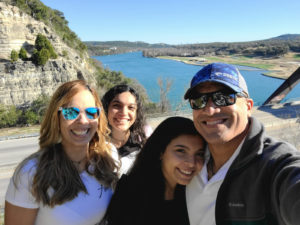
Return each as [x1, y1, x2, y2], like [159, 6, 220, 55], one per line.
[215, 117, 300, 225]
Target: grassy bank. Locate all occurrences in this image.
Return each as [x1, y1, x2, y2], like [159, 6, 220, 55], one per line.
[158, 55, 276, 70]
[0, 125, 39, 138]
[158, 52, 300, 79]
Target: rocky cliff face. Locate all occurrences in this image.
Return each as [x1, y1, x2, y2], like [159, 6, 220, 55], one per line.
[0, 2, 96, 106]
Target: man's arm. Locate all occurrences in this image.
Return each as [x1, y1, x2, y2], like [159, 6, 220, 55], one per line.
[272, 148, 300, 224]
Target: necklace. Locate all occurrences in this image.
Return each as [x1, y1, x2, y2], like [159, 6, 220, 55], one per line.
[71, 156, 86, 166]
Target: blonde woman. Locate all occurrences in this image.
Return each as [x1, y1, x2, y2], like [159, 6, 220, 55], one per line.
[5, 80, 118, 225]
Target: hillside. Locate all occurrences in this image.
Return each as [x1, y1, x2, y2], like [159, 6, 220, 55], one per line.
[0, 1, 96, 106]
[270, 34, 300, 41]
[0, 0, 147, 107]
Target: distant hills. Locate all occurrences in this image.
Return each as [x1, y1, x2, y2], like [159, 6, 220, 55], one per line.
[85, 34, 300, 58]
[85, 41, 172, 56]
[86, 34, 300, 47]
[85, 41, 172, 49]
[269, 34, 300, 41]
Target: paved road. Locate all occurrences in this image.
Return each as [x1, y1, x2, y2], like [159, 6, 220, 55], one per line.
[0, 137, 38, 208]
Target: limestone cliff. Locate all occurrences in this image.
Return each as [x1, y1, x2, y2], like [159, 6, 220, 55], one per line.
[0, 2, 96, 106]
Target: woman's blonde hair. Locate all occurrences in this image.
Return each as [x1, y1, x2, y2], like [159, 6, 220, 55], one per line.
[15, 80, 118, 207]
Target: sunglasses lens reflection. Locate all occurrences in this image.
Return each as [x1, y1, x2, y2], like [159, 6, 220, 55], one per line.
[62, 107, 80, 120]
[61, 107, 100, 120]
[85, 107, 100, 119]
[190, 91, 237, 109]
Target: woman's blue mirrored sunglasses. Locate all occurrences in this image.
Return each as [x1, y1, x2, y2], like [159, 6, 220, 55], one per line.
[58, 107, 101, 120]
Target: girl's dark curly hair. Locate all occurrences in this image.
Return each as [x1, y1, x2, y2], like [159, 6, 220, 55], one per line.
[101, 84, 147, 145]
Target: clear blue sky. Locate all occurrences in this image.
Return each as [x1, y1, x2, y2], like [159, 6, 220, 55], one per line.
[41, 0, 300, 45]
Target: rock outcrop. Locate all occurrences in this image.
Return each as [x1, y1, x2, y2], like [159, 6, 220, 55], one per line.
[0, 2, 96, 106]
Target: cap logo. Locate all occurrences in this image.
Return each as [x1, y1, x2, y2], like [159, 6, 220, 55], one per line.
[215, 72, 238, 81]
[184, 63, 249, 100]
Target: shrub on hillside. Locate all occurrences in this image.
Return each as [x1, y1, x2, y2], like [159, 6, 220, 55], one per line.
[35, 33, 50, 50]
[32, 34, 57, 65]
[10, 50, 19, 62]
[18, 94, 50, 125]
[9, 0, 86, 55]
[30, 94, 50, 123]
[62, 50, 68, 57]
[0, 105, 21, 128]
[19, 47, 28, 60]
[35, 33, 57, 58]
[0, 93, 51, 128]
[24, 110, 39, 125]
[95, 67, 132, 90]
[32, 48, 50, 66]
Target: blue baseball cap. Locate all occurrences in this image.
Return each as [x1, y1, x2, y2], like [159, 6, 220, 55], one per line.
[184, 63, 249, 99]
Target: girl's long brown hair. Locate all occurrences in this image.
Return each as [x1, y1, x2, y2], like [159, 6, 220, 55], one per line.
[14, 80, 118, 207]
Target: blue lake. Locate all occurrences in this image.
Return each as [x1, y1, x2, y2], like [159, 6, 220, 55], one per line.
[94, 52, 300, 108]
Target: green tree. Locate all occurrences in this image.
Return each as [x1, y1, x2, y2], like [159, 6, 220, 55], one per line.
[35, 33, 57, 58]
[32, 34, 57, 65]
[10, 50, 19, 62]
[32, 48, 50, 66]
[30, 1, 49, 21]
[14, 0, 29, 13]
[35, 34, 48, 50]
[19, 47, 28, 60]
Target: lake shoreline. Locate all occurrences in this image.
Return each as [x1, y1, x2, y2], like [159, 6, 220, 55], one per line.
[177, 59, 286, 80]
[96, 52, 300, 107]
[157, 53, 300, 80]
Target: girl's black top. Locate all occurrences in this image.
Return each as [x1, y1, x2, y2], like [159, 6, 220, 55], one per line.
[117, 133, 142, 157]
[103, 174, 190, 225]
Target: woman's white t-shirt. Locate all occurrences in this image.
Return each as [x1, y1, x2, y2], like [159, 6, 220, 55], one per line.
[5, 159, 113, 225]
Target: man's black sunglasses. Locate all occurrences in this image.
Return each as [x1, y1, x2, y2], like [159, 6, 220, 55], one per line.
[189, 90, 248, 110]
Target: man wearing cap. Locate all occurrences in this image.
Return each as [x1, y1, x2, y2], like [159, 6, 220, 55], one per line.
[184, 62, 300, 225]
